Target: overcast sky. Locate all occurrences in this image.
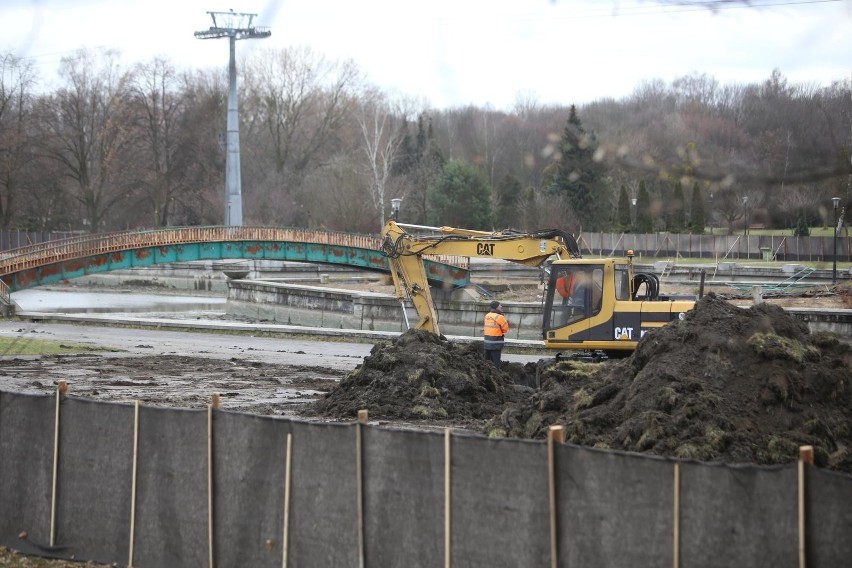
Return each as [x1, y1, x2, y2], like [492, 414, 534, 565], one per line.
[4, 0, 851, 110]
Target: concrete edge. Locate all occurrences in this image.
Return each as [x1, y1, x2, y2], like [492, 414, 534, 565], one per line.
[11, 311, 551, 354]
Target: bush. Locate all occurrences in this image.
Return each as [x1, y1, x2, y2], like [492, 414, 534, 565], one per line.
[793, 215, 810, 237]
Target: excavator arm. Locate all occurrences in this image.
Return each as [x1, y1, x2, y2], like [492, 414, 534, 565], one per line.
[380, 220, 581, 336]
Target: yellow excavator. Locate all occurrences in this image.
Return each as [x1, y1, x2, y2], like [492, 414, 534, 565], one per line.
[380, 220, 697, 357]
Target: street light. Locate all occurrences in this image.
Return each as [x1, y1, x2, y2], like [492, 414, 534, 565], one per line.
[708, 192, 714, 232]
[742, 196, 749, 257]
[832, 196, 841, 284]
[631, 197, 637, 233]
[391, 198, 402, 222]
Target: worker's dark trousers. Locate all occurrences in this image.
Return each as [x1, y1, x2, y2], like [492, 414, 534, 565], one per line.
[484, 347, 503, 370]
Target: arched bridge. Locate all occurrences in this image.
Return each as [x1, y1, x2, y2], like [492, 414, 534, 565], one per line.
[0, 226, 470, 305]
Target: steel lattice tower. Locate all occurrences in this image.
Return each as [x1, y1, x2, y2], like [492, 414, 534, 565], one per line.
[195, 11, 271, 226]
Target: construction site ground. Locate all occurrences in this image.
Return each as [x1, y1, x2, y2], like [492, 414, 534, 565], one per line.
[1, 281, 850, 567]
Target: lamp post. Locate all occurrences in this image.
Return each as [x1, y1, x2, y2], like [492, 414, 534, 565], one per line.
[832, 196, 841, 284]
[708, 192, 714, 233]
[742, 196, 749, 258]
[631, 197, 637, 233]
[391, 198, 402, 222]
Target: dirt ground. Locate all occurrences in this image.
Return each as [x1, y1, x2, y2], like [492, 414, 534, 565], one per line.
[1, 353, 342, 417]
[310, 293, 852, 471]
[1, 283, 850, 567]
[309, 330, 536, 431]
[3, 282, 850, 443]
[501, 294, 852, 469]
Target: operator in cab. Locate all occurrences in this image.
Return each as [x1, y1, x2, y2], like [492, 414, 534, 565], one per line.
[483, 300, 509, 369]
[555, 272, 575, 300]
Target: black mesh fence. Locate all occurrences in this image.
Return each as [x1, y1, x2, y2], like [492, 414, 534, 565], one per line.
[2, 390, 851, 567]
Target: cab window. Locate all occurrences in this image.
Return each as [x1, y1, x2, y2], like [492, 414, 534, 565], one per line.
[547, 265, 603, 329]
[614, 265, 630, 300]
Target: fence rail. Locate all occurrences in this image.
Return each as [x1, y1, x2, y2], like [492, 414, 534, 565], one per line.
[2, 227, 848, 264]
[0, 226, 469, 278]
[579, 232, 851, 263]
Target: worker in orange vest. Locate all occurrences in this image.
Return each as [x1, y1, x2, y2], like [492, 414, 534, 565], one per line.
[555, 272, 575, 299]
[483, 300, 510, 369]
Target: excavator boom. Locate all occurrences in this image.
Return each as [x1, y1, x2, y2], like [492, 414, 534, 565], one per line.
[380, 221, 579, 335]
[380, 220, 695, 353]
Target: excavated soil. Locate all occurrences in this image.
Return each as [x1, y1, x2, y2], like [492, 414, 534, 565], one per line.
[2, 286, 850, 567]
[310, 330, 535, 431]
[0, 354, 343, 416]
[3, 288, 851, 472]
[315, 294, 852, 472]
[498, 294, 852, 470]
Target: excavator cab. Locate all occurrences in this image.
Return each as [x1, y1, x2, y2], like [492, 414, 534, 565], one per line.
[545, 263, 605, 328]
[542, 256, 695, 356]
[542, 257, 637, 355]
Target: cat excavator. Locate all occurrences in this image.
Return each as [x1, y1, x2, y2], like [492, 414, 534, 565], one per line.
[380, 220, 696, 357]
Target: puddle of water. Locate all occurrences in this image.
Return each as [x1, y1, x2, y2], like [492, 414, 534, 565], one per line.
[223, 388, 325, 406]
[11, 289, 226, 313]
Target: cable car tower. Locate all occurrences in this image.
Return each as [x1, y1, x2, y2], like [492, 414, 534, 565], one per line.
[195, 11, 271, 226]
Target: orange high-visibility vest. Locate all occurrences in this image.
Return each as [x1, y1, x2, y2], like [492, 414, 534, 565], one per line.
[484, 311, 509, 337]
[555, 275, 575, 298]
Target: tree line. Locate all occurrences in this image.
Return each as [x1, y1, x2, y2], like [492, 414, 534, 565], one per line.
[1, 47, 849, 237]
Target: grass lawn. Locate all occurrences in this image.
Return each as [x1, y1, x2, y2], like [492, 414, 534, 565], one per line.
[0, 336, 114, 356]
[708, 227, 845, 237]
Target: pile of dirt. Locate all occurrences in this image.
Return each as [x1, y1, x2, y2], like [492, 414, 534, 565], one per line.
[311, 329, 532, 426]
[311, 294, 852, 471]
[497, 293, 852, 471]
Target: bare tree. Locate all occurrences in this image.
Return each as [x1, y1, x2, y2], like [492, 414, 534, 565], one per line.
[776, 184, 823, 227]
[0, 52, 36, 228]
[300, 153, 374, 232]
[355, 91, 411, 230]
[240, 46, 362, 224]
[127, 57, 190, 227]
[174, 68, 229, 226]
[591, 71, 850, 197]
[35, 49, 134, 232]
[517, 186, 576, 233]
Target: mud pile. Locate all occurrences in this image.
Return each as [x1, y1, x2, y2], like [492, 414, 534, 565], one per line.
[312, 329, 531, 425]
[498, 293, 852, 471]
[313, 294, 852, 471]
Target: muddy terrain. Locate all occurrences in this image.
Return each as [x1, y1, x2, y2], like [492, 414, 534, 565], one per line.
[312, 293, 852, 471]
[1, 292, 849, 560]
[309, 329, 535, 431]
[0, 353, 342, 416]
[498, 295, 852, 470]
[2, 287, 851, 472]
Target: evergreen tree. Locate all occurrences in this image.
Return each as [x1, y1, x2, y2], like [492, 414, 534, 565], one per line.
[617, 184, 631, 231]
[546, 105, 607, 231]
[658, 182, 672, 231]
[636, 180, 654, 233]
[391, 119, 416, 177]
[494, 174, 523, 229]
[428, 160, 493, 228]
[794, 215, 810, 236]
[401, 114, 445, 225]
[689, 182, 706, 234]
[670, 181, 685, 233]
[521, 186, 537, 232]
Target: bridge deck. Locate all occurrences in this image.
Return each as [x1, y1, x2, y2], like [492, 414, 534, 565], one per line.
[0, 226, 470, 304]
